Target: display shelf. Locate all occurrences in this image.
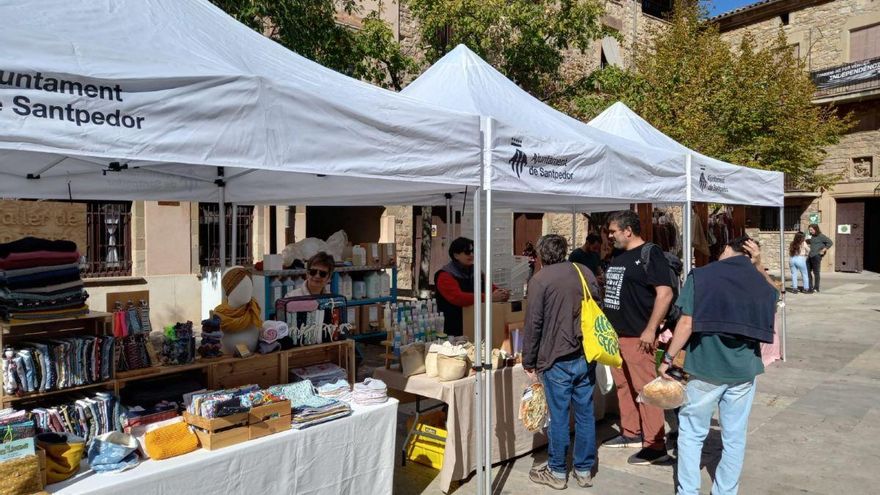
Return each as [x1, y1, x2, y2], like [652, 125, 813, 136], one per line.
[346, 296, 395, 307]
[1, 380, 115, 405]
[259, 264, 394, 277]
[1, 311, 112, 335]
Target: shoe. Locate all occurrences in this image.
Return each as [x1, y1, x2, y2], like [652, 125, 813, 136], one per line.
[627, 447, 671, 465]
[529, 466, 567, 490]
[802, 289, 814, 294]
[572, 471, 593, 488]
[603, 434, 643, 448]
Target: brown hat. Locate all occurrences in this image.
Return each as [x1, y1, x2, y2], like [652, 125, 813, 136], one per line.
[222, 267, 250, 295]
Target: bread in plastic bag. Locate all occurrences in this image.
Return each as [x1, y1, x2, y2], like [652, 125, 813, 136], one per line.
[519, 382, 549, 432]
[638, 376, 686, 409]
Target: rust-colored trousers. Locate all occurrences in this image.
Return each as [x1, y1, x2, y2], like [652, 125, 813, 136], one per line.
[609, 336, 666, 450]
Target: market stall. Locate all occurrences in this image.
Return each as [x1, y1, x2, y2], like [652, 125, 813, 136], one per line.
[402, 44, 690, 494]
[587, 102, 786, 360]
[0, 1, 487, 493]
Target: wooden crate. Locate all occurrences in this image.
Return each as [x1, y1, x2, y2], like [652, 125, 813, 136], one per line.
[248, 415, 291, 440]
[248, 400, 291, 424]
[183, 411, 249, 451]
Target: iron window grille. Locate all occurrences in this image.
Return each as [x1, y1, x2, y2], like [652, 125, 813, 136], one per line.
[82, 202, 133, 278]
[198, 203, 254, 269]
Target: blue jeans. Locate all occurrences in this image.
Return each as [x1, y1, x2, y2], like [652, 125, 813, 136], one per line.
[677, 378, 757, 495]
[789, 255, 809, 290]
[540, 354, 596, 478]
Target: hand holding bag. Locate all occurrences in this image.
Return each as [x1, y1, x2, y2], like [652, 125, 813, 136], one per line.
[573, 264, 622, 368]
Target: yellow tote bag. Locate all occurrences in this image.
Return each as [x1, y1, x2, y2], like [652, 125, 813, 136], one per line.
[573, 264, 622, 368]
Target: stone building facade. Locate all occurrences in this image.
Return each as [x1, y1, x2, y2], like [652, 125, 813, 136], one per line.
[716, 0, 880, 274]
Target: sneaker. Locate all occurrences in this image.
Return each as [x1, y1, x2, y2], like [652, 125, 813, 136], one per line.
[572, 471, 593, 488]
[627, 447, 671, 465]
[603, 434, 643, 448]
[529, 466, 567, 490]
[802, 289, 814, 294]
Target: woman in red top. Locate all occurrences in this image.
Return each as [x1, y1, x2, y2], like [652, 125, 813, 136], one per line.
[434, 237, 509, 336]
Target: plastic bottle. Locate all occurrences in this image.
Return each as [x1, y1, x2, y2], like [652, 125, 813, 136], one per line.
[379, 271, 391, 297]
[383, 303, 392, 331]
[271, 278, 283, 303]
[282, 277, 296, 296]
[393, 326, 401, 358]
[352, 245, 367, 266]
[340, 273, 353, 300]
[364, 272, 381, 299]
[353, 281, 366, 300]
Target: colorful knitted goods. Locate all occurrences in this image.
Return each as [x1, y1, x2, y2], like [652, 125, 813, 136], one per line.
[36, 432, 86, 483]
[213, 300, 262, 333]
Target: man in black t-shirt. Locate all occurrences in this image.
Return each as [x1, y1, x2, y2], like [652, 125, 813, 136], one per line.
[569, 233, 602, 276]
[601, 210, 674, 465]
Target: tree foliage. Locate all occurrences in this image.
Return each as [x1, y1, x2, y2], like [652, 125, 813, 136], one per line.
[210, 0, 418, 90]
[573, 1, 850, 191]
[405, 0, 607, 100]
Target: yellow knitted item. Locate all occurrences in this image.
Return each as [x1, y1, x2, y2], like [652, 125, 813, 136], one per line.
[213, 299, 263, 333]
[144, 421, 199, 460]
[0, 455, 42, 495]
[36, 437, 84, 484]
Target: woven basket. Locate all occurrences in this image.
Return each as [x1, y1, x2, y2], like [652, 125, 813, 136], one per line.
[436, 354, 469, 382]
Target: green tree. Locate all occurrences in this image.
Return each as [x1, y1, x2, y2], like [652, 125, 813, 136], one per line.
[211, 0, 418, 90]
[572, 2, 850, 191]
[405, 0, 608, 100]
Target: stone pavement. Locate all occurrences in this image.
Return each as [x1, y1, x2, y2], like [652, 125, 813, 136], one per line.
[387, 271, 880, 494]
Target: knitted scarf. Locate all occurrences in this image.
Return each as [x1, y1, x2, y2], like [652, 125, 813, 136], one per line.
[214, 299, 263, 333]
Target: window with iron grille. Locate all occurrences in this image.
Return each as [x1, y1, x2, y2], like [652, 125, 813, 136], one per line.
[83, 202, 133, 278]
[759, 206, 802, 232]
[198, 203, 254, 268]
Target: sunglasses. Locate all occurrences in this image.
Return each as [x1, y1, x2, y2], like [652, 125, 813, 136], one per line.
[308, 268, 329, 278]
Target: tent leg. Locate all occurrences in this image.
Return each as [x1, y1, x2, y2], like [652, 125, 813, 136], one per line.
[684, 154, 693, 277]
[473, 186, 485, 495]
[779, 207, 786, 361]
[218, 168, 226, 271]
[446, 194, 453, 250]
[484, 186, 493, 495]
[231, 203, 238, 266]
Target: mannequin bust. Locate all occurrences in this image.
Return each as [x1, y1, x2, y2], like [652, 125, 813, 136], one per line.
[214, 266, 262, 354]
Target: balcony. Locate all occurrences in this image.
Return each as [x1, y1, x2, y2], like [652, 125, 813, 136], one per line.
[811, 57, 880, 104]
[784, 174, 820, 198]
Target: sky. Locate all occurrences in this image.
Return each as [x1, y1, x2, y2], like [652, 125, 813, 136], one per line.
[706, 0, 763, 17]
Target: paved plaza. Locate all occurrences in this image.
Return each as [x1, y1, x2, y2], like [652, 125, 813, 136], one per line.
[389, 271, 880, 494]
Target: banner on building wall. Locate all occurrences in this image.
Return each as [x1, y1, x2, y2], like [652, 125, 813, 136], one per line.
[0, 200, 87, 250]
[812, 57, 880, 89]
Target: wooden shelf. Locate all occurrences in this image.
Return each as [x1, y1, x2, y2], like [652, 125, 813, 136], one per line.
[2, 380, 114, 405]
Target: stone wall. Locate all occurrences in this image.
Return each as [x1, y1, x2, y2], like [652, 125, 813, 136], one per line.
[384, 205, 414, 290]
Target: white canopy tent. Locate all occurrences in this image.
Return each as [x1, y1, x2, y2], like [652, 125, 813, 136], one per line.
[588, 102, 787, 361]
[403, 45, 690, 493]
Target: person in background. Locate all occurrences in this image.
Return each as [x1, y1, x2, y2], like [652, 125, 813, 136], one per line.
[434, 237, 509, 336]
[659, 236, 778, 495]
[523, 234, 601, 490]
[569, 233, 603, 276]
[806, 224, 832, 293]
[788, 232, 811, 294]
[523, 241, 538, 279]
[286, 251, 334, 297]
[601, 210, 673, 465]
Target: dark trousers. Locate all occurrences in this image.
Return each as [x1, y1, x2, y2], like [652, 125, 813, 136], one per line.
[807, 255, 822, 291]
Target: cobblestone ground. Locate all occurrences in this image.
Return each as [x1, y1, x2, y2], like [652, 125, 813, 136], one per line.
[381, 271, 880, 494]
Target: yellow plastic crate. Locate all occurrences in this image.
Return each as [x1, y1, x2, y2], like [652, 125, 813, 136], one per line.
[405, 423, 447, 469]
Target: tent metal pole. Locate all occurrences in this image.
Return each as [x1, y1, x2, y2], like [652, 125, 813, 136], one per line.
[483, 118, 495, 494]
[779, 206, 787, 361]
[474, 150, 485, 495]
[446, 193, 453, 252]
[218, 168, 226, 271]
[231, 204, 238, 266]
[684, 154, 693, 276]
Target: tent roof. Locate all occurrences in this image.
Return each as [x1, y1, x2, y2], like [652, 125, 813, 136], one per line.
[401, 45, 687, 210]
[588, 102, 784, 207]
[0, 0, 481, 204]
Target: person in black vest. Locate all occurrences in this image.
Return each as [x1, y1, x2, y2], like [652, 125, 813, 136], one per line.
[434, 237, 509, 336]
[659, 236, 778, 495]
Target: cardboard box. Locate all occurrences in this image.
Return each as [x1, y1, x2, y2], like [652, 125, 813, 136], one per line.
[263, 254, 283, 271]
[365, 243, 381, 265]
[380, 243, 396, 266]
[462, 300, 528, 350]
[360, 303, 382, 333]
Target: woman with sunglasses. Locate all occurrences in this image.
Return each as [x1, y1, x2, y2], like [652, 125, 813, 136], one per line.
[434, 237, 509, 336]
[286, 251, 335, 297]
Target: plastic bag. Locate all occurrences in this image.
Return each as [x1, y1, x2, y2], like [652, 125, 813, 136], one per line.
[282, 238, 330, 267]
[325, 230, 348, 261]
[519, 382, 549, 432]
[638, 376, 686, 409]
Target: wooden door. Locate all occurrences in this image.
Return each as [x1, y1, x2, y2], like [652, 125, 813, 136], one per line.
[514, 213, 543, 255]
[414, 207, 450, 289]
[835, 201, 864, 272]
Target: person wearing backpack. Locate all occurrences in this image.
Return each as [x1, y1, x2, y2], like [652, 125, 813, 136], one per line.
[601, 210, 674, 465]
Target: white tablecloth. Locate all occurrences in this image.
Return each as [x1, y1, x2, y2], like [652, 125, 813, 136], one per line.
[50, 400, 398, 495]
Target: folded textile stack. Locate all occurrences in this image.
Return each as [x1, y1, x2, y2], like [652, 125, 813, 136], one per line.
[316, 379, 352, 403]
[267, 380, 351, 429]
[0, 237, 89, 322]
[162, 321, 196, 365]
[198, 315, 223, 358]
[0, 408, 35, 441]
[352, 378, 388, 405]
[2, 336, 115, 395]
[290, 362, 347, 388]
[187, 384, 260, 418]
[29, 392, 122, 443]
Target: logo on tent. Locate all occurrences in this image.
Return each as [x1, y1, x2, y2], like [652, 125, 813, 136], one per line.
[509, 149, 528, 178]
[699, 168, 708, 191]
[698, 165, 729, 193]
[511, 137, 523, 148]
